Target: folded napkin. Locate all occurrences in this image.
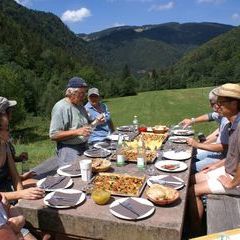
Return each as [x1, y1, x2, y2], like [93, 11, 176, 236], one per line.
[62, 163, 80, 175]
[111, 198, 153, 219]
[40, 176, 71, 189]
[85, 148, 110, 158]
[159, 176, 183, 188]
[47, 192, 82, 206]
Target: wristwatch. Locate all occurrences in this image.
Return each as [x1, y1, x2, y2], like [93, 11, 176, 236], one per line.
[191, 117, 196, 124]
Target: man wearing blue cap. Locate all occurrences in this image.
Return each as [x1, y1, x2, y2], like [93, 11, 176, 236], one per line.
[49, 77, 95, 166]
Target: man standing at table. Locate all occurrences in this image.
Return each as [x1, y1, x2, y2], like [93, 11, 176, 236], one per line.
[50, 77, 94, 166]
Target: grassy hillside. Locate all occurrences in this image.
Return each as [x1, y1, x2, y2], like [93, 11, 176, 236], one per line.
[14, 87, 216, 169]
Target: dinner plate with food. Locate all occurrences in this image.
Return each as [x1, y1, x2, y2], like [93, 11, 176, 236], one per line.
[162, 150, 191, 161]
[152, 125, 169, 134]
[147, 175, 185, 190]
[109, 197, 155, 220]
[172, 129, 194, 136]
[146, 184, 180, 206]
[168, 136, 188, 144]
[155, 160, 188, 172]
[44, 189, 86, 209]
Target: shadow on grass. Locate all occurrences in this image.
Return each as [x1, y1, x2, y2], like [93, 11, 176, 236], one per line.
[11, 127, 49, 144]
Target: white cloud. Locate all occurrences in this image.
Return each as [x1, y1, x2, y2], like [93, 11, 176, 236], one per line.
[14, 0, 32, 7]
[61, 8, 91, 23]
[232, 13, 240, 21]
[113, 22, 126, 27]
[197, 0, 225, 4]
[148, 1, 175, 12]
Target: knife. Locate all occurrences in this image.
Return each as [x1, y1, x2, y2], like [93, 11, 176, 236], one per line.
[149, 179, 183, 185]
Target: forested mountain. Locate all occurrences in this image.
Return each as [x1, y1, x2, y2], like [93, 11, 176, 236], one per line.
[79, 22, 234, 74]
[0, 0, 103, 120]
[163, 26, 240, 89]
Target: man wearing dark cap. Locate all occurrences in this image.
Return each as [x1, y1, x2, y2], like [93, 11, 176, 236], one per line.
[49, 77, 94, 166]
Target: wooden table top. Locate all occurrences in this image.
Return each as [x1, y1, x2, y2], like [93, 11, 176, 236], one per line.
[18, 138, 193, 240]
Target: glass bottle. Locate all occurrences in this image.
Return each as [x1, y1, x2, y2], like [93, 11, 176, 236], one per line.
[133, 115, 139, 131]
[116, 134, 125, 166]
[137, 136, 146, 170]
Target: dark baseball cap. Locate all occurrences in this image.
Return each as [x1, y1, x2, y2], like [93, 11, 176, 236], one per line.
[67, 77, 88, 88]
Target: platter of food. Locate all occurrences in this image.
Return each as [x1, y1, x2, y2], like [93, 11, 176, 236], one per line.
[92, 158, 112, 172]
[154, 160, 188, 172]
[109, 149, 157, 163]
[92, 173, 146, 197]
[146, 184, 180, 206]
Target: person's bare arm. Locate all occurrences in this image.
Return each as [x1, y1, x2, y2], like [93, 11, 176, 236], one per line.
[180, 114, 210, 128]
[187, 138, 227, 152]
[205, 128, 219, 144]
[50, 127, 91, 142]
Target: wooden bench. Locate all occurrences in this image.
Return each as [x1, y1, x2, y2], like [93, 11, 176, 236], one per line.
[207, 194, 240, 234]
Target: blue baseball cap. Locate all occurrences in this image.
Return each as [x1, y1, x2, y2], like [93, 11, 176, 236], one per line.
[67, 77, 88, 88]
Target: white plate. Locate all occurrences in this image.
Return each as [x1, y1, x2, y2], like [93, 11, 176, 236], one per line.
[147, 175, 185, 190]
[172, 129, 194, 136]
[163, 150, 191, 161]
[37, 177, 73, 192]
[168, 136, 189, 143]
[84, 148, 112, 158]
[116, 125, 135, 132]
[106, 134, 119, 141]
[109, 197, 155, 220]
[44, 189, 86, 209]
[57, 164, 81, 177]
[155, 160, 188, 173]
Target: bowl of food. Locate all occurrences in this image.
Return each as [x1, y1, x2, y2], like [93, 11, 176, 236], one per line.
[146, 184, 179, 205]
[138, 125, 147, 133]
[91, 189, 111, 205]
[152, 125, 169, 134]
[92, 159, 111, 172]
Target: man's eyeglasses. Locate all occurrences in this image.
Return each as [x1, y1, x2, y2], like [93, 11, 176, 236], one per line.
[216, 100, 234, 106]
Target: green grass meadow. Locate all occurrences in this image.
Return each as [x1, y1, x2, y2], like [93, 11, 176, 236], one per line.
[14, 87, 216, 169]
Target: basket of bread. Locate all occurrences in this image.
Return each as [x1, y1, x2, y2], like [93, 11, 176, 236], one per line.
[92, 158, 111, 172]
[152, 125, 169, 134]
[146, 184, 179, 205]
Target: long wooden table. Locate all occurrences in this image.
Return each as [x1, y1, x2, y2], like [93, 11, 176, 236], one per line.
[18, 139, 192, 240]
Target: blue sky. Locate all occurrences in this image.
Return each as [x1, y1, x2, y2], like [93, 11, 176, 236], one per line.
[15, 0, 240, 34]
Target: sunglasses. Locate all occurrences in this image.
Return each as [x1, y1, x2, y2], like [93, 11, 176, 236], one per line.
[216, 100, 235, 106]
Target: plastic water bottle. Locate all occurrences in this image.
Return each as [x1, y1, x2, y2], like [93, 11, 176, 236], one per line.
[116, 134, 125, 166]
[137, 136, 146, 170]
[133, 115, 139, 131]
